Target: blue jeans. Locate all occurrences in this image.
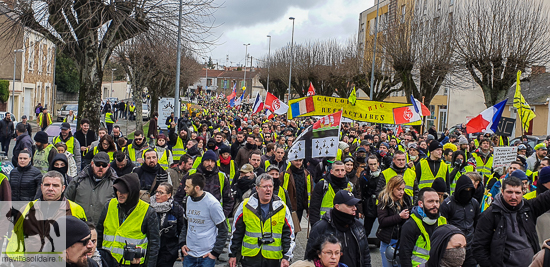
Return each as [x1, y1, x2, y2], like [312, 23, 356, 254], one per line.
[380, 239, 400, 267]
[183, 255, 216, 267]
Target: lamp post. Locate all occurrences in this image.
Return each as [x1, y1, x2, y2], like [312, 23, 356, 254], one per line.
[243, 43, 250, 97]
[288, 17, 295, 102]
[369, 0, 380, 100]
[267, 35, 271, 93]
[174, 0, 184, 118]
[111, 69, 116, 98]
[12, 49, 24, 114]
[204, 58, 208, 94]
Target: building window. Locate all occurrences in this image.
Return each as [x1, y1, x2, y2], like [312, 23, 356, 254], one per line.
[38, 43, 43, 73]
[369, 18, 376, 35]
[46, 48, 52, 74]
[207, 79, 212, 86]
[28, 41, 35, 71]
[401, 5, 406, 23]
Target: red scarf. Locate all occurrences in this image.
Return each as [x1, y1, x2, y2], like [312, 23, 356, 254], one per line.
[220, 156, 231, 165]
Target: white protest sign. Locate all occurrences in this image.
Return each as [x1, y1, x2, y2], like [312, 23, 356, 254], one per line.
[492, 146, 518, 169]
[158, 98, 175, 130]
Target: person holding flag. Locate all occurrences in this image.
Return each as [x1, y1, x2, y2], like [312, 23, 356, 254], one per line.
[514, 70, 536, 133]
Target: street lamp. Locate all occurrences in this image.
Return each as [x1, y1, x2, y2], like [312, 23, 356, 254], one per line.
[369, 0, 381, 100]
[203, 57, 208, 94]
[12, 49, 24, 114]
[111, 69, 117, 98]
[267, 35, 271, 93]
[288, 17, 295, 102]
[174, 0, 184, 118]
[243, 43, 250, 97]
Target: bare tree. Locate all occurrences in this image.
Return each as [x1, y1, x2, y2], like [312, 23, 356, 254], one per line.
[0, 0, 217, 130]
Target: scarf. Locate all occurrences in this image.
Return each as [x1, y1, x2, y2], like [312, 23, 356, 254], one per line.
[150, 196, 173, 213]
[220, 156, 231, 165]
[140, 161, 160, 174]
[331, 208, 355, 232]
[91, 249, 103, 267]
[330, 174, 348, 190]
[313, 259, 324, 267]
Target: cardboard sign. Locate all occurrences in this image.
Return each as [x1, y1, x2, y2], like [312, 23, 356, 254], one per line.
[158, 98, 175, 130]
[493, 146, 518, 168]
[495, 117, 515, 137]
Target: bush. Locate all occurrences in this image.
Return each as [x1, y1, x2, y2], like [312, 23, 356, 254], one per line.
[0, 80, 9, 103]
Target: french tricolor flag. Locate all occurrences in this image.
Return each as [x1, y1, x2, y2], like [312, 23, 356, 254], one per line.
[466, 99, 508, 134]
[252, 92, 263, 114]
[290, 97, 315, 118]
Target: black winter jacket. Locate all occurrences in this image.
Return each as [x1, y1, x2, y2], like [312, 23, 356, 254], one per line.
[0, 118, 14, 139]
[156, 201, 186, 257]
[472, 190, 550, 267]
[359, 168, 381, 218]
[309, 174, 353, 224]
[9, 164, 42, 201]
[305, 210, 371, 267]
[376, 197, 411, 244]
[12, 133, 34, 166]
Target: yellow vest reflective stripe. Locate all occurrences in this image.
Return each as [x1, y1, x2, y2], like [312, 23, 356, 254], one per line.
[53, 136, 76, 155]
[105, 112, 114, 124]
[410, 213, 447, 266]
[319, 180, 353, 220]
[33, 144, 55, 174]
[155, 148, 169, 170]
[473, 153, 493, 177]
[172, 137, 187, 161]
[418, 159, 448, 189]
[241, 198, 286, 259]
[524, 191, 537, 200]
[188, 170, 225, 204]
[103, 199, 149, 265]
[382, 168, 415, 198]
[93, 147, 114, 162]
[217, 160, 235, 184]
[38, 113, 52, 126]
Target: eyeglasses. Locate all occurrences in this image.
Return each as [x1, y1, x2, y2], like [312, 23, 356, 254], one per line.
[76, 237, 92, 246]
[321, 250, 342, 257]
[94, 162, 108, 168]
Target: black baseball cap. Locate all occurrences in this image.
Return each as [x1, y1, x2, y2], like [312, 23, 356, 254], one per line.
[60, 122, 71, 130]
[333, 190, 361, 206]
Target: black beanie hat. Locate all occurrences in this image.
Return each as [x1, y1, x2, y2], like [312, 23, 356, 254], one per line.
[34, 131, 49, 144]
[429, 140, 443, 152]
[56, 216, 90, 249]
[431, 177, 447, 193]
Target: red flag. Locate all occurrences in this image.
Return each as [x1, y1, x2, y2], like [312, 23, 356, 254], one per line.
[396, 125, 403, 136]
[265, 92, 289, 114]
[307, 82, 316, 96]
[313, 110, 342, 130]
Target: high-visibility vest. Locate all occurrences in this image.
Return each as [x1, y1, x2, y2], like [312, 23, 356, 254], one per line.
[241, 198, 286, 259]
[474, 139, 480, 149]
[277, 187, 286, 204]
[172, 137, 187, 161]
[410, 214, 446, 266]
[0, 174, 6, 185]
[472, 153, 493, 178]
[38, 113, 52, 127]
[93, 147, 115, 162]
[449, 165, 474, 194]
[382, 168, 415, 198]
[188, 169, 225, 204]
[499, 136, 509, 147]
[283, 171, 312, 206]
[524, 191, 537, 200]
[264, 160, 289, 171]
[319, 180, 353, 220]
[103, 199, 149, 265]
[105, 112, 114, 124]
[418, 159, 448, 189]
[33, 144, 55, 174]
[6, 199, 87, 259]
[217, 159, 235, 184]
[123, 144, 146, 165]
[192, 156, 203, 169]
[129, 105, 135, 112]
[155, 148, 170, 170]
[167, 117, 174, 128]
[53, 135, 76, 155]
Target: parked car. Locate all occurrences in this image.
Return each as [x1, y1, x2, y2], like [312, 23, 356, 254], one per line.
[44, 122, 77, 143]
[0, 112, 18, 128]
[142, 103, 150, 121]
[56, 104, 78, 122]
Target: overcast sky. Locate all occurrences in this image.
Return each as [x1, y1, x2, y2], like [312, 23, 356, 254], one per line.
[206, 0, 375, 67]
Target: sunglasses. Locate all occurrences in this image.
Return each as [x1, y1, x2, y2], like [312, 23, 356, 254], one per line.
[94, 162, 108, 168]
[134, 138, 143, 141]
[76, 237, 92, 246]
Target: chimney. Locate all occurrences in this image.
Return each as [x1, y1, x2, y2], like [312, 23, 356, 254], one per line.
[532, 65, 546, 75]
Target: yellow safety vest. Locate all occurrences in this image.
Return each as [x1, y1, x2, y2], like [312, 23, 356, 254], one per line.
[418, 159, 448, 189]
[382, 168, 415, 198]
[474, 139, 480, 149]
[172, 137, 187, 161]
[33, 144, 55, 174]
[472, 153, 493, 178]
[283, 171, 312, 206]
[192, 156, 203, 169]
[105, 112, 114, 124]
[410, 213, 447, 266]
[277, 187, 286, 204]
[123, 144, 146, 165]
[449, 165, 474, 194]
[53, 135, 76, 155]
[38, 113, 52, 127]
[319, 180, 353, 220]
[217, 159, 235, 184]
[241, 198, 286, 259]
[103, 199, 149, 265]
[524, 191, 537, 200]
[93, 146, 115, 162]
[155, 148, 170, 170]
[264, 160, 289, 171]
[129, 105, 136, 112]
[6, 199, 87, 258]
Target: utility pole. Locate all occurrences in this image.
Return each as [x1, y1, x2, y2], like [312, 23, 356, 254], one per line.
[267, 35, 271, 93]
[369, 0, 381, 100]
[174, 0, 183, 118]
[288, 17, 295, 102]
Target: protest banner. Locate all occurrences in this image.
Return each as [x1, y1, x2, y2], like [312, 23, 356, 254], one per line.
[288, 96, 420, 125]
[492, 146, 518, 168]
[158, 98, 174, 130]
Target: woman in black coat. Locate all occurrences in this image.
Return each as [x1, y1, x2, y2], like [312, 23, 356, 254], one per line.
[377, 175, 412, 267]
[150, 182, 185, 266]
[9, 150, 42, 201]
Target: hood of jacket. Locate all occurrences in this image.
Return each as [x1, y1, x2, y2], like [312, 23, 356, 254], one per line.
[16, 132, 30, 142]
[113, 173, 140, 212]
[48, 153, 69, 175]
[427, 224, 465, 267]
[492, 192, 525, 213]
[453, 175, 475, 206]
